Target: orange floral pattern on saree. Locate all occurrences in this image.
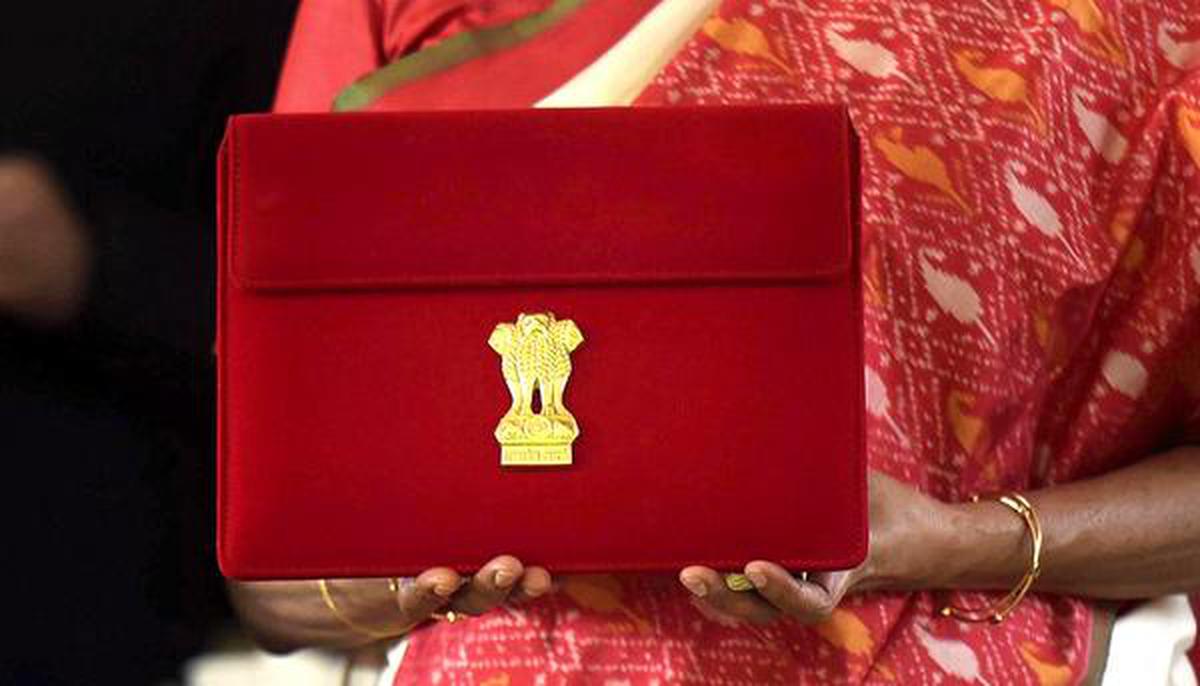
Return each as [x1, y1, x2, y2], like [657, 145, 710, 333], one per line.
[380, 1, 1200, 683]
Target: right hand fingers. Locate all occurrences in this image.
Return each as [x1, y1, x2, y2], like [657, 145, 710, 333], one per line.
[398, 556, 554, 625]
[448, 555, 526, 616]
[508, 565, 553, 604]
[395, 567, 463, 629]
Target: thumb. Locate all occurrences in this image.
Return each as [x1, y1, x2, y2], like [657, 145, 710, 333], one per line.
[805, 569, 857, 608]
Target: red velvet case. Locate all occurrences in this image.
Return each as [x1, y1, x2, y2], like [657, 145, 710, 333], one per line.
[217, 105, 865, 579]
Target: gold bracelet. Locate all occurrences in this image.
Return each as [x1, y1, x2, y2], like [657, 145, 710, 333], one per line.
[939, 492, 1043, 623]
[317, 579, 401, 640]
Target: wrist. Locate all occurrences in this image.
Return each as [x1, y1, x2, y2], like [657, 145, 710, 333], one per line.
[857, 497, 972, 593]
[322, 579, 414, 638]
[936, 498, 1031, 590]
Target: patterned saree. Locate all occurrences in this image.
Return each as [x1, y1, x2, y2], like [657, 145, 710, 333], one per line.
[275, 1, 1200, 683]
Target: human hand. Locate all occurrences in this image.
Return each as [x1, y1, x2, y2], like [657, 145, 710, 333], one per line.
[402, 554, 553, 623]
[0, 155, 91, 325]
[230, 554, 552, 651]
[678, 471, 958, 624]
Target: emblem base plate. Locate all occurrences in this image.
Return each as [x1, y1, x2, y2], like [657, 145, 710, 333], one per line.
[501, 445, 573, 467]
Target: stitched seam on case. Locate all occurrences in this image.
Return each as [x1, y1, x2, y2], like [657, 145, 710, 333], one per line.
[227, 270, 849, 292]
[217, 122, 240, 570]
[230, 554, 866, 579]
[838, 112, 861, 558]
[841, 112, 867, 560]
[851, 114, 868, 559]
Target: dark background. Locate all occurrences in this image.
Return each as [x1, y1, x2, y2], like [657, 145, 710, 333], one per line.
[1, 2, 296, 682]
[5, 2, 1199, 683]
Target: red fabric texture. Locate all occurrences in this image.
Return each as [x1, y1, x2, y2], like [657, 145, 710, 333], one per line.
[274, 0, 659, 112]
[216, 106, 867, 579]
[266, 0, 1200, 683]
[363, 0, 658, 111]
[274, 0, 556, 112]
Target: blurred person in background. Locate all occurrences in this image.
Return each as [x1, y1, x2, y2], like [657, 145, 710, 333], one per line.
[0, 1, 295, 682]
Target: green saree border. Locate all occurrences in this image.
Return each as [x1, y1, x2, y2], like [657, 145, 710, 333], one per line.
[333, 0, 588, 111]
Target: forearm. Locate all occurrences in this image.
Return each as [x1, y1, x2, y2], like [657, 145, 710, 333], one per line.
[938, 445, 1200, 599]
[227, 579, 411, 653]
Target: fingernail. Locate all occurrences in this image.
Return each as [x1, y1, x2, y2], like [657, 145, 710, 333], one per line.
[433, 579, 459, 597]
[746, 571, 767, 589]
[493, 569, 516, 588]
[682, 577, 708, 598]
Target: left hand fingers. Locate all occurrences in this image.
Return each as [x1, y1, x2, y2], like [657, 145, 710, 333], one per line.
[679, 566, 778, 625]
[448, 555, 524, 616]
[742, 561, 850, 623]
[507, 565, 553, 604]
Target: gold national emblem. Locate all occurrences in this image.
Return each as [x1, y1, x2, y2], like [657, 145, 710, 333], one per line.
[488, 312, 583, 466]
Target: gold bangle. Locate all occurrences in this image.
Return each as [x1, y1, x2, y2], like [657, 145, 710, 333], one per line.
[317, 579, 400, 640]
[939, 492, 1043, 623]
[431, 610, 468, 623]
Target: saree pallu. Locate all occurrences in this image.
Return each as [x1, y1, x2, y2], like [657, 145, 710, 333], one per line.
[274, 1, 1200, 683]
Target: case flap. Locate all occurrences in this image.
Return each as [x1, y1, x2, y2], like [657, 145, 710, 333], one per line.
[223, 106, 854, 291]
